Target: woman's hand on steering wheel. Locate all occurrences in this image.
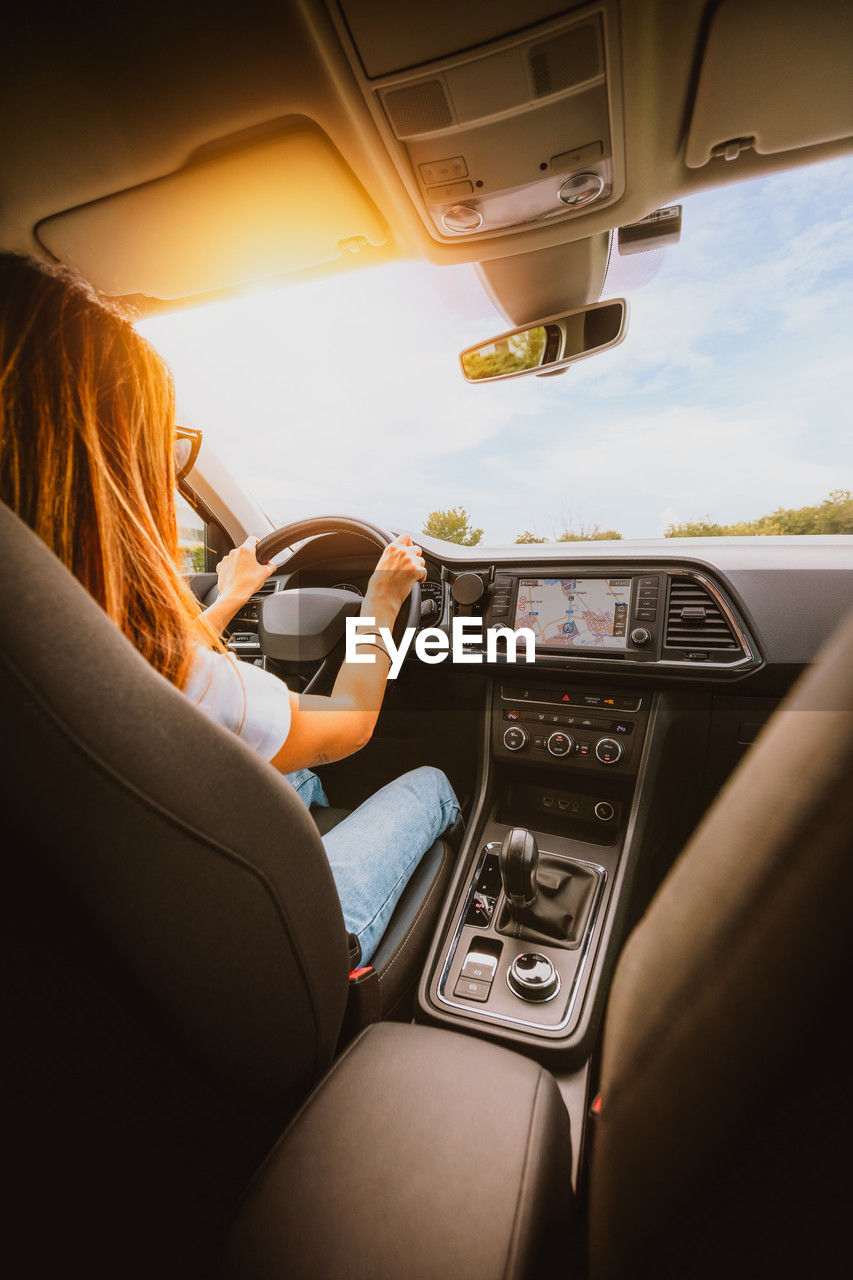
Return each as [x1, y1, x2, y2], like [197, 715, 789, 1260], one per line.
[364, 534, 426, 618]
[215, 536, 275, 611]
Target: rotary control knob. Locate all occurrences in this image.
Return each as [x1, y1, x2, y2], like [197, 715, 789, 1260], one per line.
[503, 725, 529, 752]
[595, 737, 624, 765]
[507, 952, 560, 1002]
[630, 627, 651, 646]
[546, 731, 574, 758]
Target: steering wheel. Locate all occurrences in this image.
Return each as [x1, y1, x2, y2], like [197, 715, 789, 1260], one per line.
[253, 516, 421, 687]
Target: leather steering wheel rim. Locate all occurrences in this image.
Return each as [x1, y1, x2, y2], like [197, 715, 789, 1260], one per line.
[255, 515, 422, 637]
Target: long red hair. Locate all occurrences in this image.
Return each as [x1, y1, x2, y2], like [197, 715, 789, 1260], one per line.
[0, 251, 214, 687]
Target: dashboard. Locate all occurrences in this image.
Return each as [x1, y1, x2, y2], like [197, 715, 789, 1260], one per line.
[225, 531, 853, 685]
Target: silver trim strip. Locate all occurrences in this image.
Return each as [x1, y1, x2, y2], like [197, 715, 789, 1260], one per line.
[435, 843, 606, 1034]
[661, 571, 757, 668]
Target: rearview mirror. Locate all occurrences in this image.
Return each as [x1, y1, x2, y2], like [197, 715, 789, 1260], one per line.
[459, 298, 627, 383]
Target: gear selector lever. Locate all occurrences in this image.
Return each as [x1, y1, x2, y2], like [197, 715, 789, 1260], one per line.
[499, 828, 540, 915]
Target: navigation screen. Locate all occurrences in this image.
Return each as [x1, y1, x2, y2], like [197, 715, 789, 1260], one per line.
[515, 578, 631, 649]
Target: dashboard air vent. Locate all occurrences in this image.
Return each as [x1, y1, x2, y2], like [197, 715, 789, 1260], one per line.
[665, 578, 739, 651]
[253, 578, 278, 596]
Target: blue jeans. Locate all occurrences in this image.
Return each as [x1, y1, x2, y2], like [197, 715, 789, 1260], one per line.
[286, 766, 460, 966]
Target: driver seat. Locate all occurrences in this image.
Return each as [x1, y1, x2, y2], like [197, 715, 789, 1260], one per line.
[312, 804, 460, 1021]
[0, 499, 458, 1271]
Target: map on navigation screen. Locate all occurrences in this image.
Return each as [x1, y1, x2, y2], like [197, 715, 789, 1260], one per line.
[515, 578, 630, 649]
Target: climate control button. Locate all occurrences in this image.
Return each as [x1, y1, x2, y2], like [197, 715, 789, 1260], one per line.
[595, 737, 624, 765]
[546, 731, 574, 758]
[503, 725, 529, 752]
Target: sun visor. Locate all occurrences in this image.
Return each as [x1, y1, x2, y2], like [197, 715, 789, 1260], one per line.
[36, 123, 388, 300]
[685, 0, 853, 168]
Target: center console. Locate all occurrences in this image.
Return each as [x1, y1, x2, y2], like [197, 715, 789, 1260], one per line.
[417, 561, 756, 1059]
[419, 670, 657, 1063]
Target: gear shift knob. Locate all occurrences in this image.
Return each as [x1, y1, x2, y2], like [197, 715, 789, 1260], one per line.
[499, 828, 539, 913]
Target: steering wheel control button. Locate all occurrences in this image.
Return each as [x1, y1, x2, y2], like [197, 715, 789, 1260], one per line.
[631, 627, 651, 645]
[558, 171, 605, 207]
[594, 801, 615, 822]
[507, 953, 560, 1003]
[595, 737, 624, 765]
[461, 952, 497, 983]
[547, 731, 574, 758]
[503, 726, 529, 752]
[454, 976, 490, 1002]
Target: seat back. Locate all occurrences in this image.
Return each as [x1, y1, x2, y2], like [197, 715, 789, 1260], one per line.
[589, 609, 853, 1278]
[0, 501, 349, 1273]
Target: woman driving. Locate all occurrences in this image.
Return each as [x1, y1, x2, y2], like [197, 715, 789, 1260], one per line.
[0, 251, 460, 967]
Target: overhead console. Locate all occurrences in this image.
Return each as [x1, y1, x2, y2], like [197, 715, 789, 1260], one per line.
[326, 1, 624, 242]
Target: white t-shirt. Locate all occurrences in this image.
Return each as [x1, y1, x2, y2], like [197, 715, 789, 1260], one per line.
[183, 646, 292, 762]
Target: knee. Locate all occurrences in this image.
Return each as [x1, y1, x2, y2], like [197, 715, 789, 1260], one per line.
[406, 765, 459, 812]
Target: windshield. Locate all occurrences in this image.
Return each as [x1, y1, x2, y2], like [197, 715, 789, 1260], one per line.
[139, 155, 853, 545]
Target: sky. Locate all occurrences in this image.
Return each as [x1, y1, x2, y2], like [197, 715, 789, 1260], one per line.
[139, 155, 853, 544]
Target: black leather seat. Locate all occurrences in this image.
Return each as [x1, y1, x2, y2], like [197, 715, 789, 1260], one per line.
[0, 500, 457, 1274]
[312, 804, 458, 1019]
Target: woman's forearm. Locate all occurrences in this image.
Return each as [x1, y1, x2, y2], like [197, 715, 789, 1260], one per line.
[269, 536, 425, 773]
[270, 593, 399, 772]
[329, 591, 397, 721]
[198, 591, 240, 637]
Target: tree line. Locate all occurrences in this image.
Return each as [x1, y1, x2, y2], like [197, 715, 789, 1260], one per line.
[664, 489, 852, 537]
[421, 490, 852, 545]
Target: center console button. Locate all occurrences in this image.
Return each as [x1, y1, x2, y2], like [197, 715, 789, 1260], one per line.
[454, 976, 491, 1002]
[467, 892, 496, 927]
[547, 731, 574, 758]
[595, 737, 624, 765]
[503, 726, 528, 752]
[507, 952, 560, 1002]
[461, 952, 497, 982]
